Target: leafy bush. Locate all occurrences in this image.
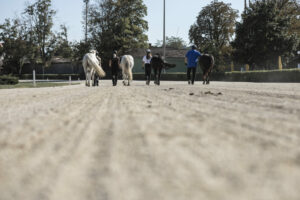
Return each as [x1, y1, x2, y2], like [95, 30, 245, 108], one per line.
[0, 75, 19, 85]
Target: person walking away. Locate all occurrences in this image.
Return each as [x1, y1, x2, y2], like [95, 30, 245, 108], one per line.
[109, 50, 120, 86]
[142, 49, 152, 85]
[185, 45, 201, 85]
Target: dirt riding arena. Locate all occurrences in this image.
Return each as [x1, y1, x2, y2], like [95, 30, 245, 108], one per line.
[0, 81, 300, 200]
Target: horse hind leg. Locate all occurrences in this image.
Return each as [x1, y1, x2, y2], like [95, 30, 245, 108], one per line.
[157, 68, 162, 86]
[87, 71, 91, 87]
[206, 71, 211, 84]
[206, 76, 210, 84]
[122, 72, 126, 86]
[127, 75, 130, 86]
[85, 73, 89, 86]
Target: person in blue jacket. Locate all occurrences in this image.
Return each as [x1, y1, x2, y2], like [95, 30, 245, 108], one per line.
[185, 45, 201, 85]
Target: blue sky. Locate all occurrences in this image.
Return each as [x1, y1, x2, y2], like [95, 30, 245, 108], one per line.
[0, 0, 244, 44]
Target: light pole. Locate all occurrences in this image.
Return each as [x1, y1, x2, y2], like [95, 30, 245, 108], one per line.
[163, 0, 166, 61]
[84, 0, 89, 43]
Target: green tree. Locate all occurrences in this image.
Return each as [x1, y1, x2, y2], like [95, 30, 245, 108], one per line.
[72, 41, 92, 62]
[154, 36, 187, 49]
[0, 19, 30, 74]
[24, 0, 56, 70]
[232, 0, 299, 69]
[0, 0, 73, 75]
[275, 0, 300, 36]
[166, 36, 187, 49]
[154, 40, 163, 48]
[89, 0, 148, 59]
[54, 24, 73, 58]
[189, 1, 238, 69]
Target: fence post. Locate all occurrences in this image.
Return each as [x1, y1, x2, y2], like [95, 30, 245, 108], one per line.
[231, 61, 234, 72]
[33, 70, 36, 87]
[245, 64, 250, 71]
[278, 56, 283, 70]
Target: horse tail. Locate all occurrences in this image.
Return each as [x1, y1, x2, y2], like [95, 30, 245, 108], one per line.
[121, 55, 134, 81]
[128, 55, 134, 81]
[87, 54, 106, 78]
[94, 64, 106, 78]
[128, 65, 133, 81]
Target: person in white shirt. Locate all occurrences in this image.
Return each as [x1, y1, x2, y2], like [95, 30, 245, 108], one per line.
[142, 49, 152, 85]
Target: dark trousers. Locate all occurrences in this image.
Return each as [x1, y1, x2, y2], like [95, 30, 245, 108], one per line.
[187, 67, 196, 84]
[153, 67, 162, 85]
[145, 64, 151, 83]
[112, 67, 119, 86]
[93, 74, 99, 86]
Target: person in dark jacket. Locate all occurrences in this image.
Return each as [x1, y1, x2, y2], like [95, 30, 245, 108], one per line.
[109, 50, 120, 86]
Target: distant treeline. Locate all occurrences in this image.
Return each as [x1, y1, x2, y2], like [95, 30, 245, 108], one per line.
[0, 0, 299, 75]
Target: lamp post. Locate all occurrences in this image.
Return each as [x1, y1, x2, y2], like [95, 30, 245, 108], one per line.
[83, 0, 89, 43]
[163, 0, 166, 61]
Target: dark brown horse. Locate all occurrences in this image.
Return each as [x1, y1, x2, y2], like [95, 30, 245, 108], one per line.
[199, 54, 214, 84]
[151, 53, 176, 85]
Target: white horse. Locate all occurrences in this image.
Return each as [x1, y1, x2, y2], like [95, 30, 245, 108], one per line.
[120, 55, 134, 86]
[82, 50, 106, 87]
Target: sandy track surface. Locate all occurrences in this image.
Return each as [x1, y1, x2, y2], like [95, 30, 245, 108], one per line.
[0, 81, 300, 200]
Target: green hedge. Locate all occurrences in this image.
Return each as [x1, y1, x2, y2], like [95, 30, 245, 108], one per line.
[133, 68, 300, 82]
[0, 75, 19, 85]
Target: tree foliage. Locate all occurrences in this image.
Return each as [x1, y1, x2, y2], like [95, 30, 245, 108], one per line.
[0, 19, 31, 74]
[0, 0, 74, 74]
[54, 25, 73, 58]
[189, 1, 238, 68]
[154, 36, 187, 49]
[24, 0, 56, 67]
[88, 0, 148, 59]
[232, 0, 299, 69]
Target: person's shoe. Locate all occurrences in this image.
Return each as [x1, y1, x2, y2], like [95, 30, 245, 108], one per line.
[188, 80, 191, 85]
